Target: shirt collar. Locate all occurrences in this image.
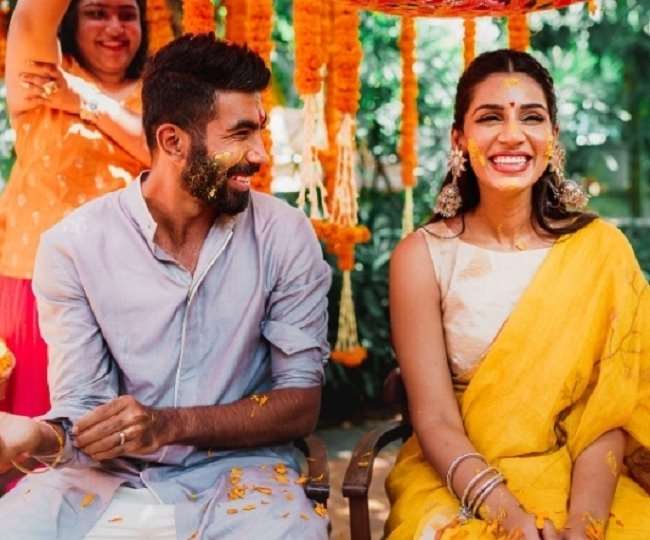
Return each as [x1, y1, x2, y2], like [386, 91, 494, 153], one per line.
[120, 171, 241, 256]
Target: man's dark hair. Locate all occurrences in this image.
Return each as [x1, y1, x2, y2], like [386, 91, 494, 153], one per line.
[142, 33, 271, 150]
[58, 0, 149, 80]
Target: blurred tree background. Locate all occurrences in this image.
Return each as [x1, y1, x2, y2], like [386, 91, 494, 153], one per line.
[0, 0, 647, 423]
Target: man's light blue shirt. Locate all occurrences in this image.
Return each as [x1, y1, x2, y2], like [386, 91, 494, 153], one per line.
[1, 176, 331, 539]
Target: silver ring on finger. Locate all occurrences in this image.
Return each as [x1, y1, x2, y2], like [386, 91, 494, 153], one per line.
[118, 431, 126, 447]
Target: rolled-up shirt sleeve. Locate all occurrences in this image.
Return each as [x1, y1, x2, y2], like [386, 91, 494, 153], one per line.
[32, 230, 118, 466]
[262, 211, 332, 389]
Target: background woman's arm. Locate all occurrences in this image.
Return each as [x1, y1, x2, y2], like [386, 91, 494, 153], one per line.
[5, 0, 71, 116]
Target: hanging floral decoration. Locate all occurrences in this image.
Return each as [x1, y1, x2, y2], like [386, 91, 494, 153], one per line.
[147, 0, 175, 53]
[508, 11, 530, 51]
[323, 3, 370, 368]
[463, 17, 476, 69]
[224, 0, 247, 45]
[399, 16, 418, 237]
[294, 0, 329, 221]
[246, 0, 274, 193]
[182, 0, 215, 34]
[347, 0, 587, 17]
[319, 0, 340, 211]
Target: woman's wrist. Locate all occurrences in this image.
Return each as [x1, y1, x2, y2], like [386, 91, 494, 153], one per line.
[34, 421, 64, 457]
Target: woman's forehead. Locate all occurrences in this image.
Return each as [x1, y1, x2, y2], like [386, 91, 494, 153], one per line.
[469, 73, 547, 107]
[78, 0, 139, 9]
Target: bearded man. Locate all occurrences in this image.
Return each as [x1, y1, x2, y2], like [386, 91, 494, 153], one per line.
[0, 34, 331, 539]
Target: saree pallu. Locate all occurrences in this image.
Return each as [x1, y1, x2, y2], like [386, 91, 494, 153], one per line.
[386, 220, 650, 539]
[0, 275, 49, 416]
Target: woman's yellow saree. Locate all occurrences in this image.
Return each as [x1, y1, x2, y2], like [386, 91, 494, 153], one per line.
[386, 220, 650, 539]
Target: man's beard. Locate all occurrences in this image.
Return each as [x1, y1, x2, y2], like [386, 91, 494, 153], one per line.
[181, 138, 259, 216]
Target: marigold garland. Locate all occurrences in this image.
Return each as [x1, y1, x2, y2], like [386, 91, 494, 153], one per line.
[147, 0, 174, 53]
[331, 4, 362, 116]
[508, 12, 530, 52]
[294, 0, 328, 220]
[463, 17, 476, 69]
[294, 0, 323, 96]
[246, 0, 274, 193]
[224, 0, 247, 45]
[319, 0, 340, 213]
[399, 16, 418, 237]
[327, 4, 369, 366]
[182, 0, 215, 34]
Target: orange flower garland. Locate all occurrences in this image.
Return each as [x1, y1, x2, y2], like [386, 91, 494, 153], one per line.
[508, 12, 530, 52]
[327, 3, 369, 367]
[294, 0, 329, 220]
[182, 0, 215, 35]
[319, 0, 340, 213]
[147, 0, 175, 53]
[399, 16, 418, 237]
[294, 0, 323, 96]
[463, 17, 476, 69]
[224, 0, 247, 45]
[246, 0, 274, 193]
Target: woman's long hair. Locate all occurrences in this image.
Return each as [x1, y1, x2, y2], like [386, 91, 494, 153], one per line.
[58, 0, 149, 80]
[431, 49, 596, 236]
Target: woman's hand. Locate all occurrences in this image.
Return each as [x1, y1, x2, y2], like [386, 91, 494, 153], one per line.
[500, 508, 543, 540]
[559, 514, 602, 540]
[18, 60, 81, 115]
[0, 413, 44, 473]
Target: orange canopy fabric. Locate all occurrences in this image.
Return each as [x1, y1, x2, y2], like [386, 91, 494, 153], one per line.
[347, 0, 585, 17]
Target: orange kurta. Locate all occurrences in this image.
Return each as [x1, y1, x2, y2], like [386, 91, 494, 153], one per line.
[0, 56, 147, 279]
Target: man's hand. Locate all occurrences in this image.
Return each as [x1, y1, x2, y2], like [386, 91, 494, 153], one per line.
[73, 396, 167, 461]
[0, 413, 44, 473]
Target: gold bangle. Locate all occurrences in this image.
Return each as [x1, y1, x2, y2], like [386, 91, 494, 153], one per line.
[11, 422, 65, 475]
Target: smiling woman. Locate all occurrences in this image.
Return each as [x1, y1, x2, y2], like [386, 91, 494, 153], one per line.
[0, 0, 150, 426]
[386, 49, 650, 540]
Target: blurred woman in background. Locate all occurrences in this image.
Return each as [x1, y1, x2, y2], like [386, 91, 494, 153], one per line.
[0, 0, 150, 419]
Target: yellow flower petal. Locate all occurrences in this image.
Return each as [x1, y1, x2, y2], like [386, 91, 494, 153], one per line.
[80, 493, 96, 508]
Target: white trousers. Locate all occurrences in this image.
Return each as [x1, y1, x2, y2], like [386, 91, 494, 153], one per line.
[84, 487, 176, 539]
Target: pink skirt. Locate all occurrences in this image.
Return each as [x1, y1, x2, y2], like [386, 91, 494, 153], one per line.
[0, 275, 50, 417]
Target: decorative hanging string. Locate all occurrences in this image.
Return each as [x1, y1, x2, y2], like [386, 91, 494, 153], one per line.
[463, 17, 476, 69]
[508, 12, 530, 51]
[146, 0, 175, 53]
[224, 0, 247, 45]
[327, 3, 370, 368]
[246, 0, 274, 193]
[182, 0, 215, 34]
[399, 16, 418, 238]
[294, 0, 328, 220]
[332, 271, 367, 367]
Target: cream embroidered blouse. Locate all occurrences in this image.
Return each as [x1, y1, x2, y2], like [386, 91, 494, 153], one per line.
[420, 222, 550, 382]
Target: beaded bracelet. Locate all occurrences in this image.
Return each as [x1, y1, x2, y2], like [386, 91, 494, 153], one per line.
[11, 422, 64, 474]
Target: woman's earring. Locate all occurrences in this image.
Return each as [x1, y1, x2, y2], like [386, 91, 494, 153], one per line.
[434, 146, 466, 218]
[549, 139, 589, 210]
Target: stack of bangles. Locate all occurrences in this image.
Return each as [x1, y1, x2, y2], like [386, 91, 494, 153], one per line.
[446, 452, 506, 521]
[11, 421, 65, 474]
